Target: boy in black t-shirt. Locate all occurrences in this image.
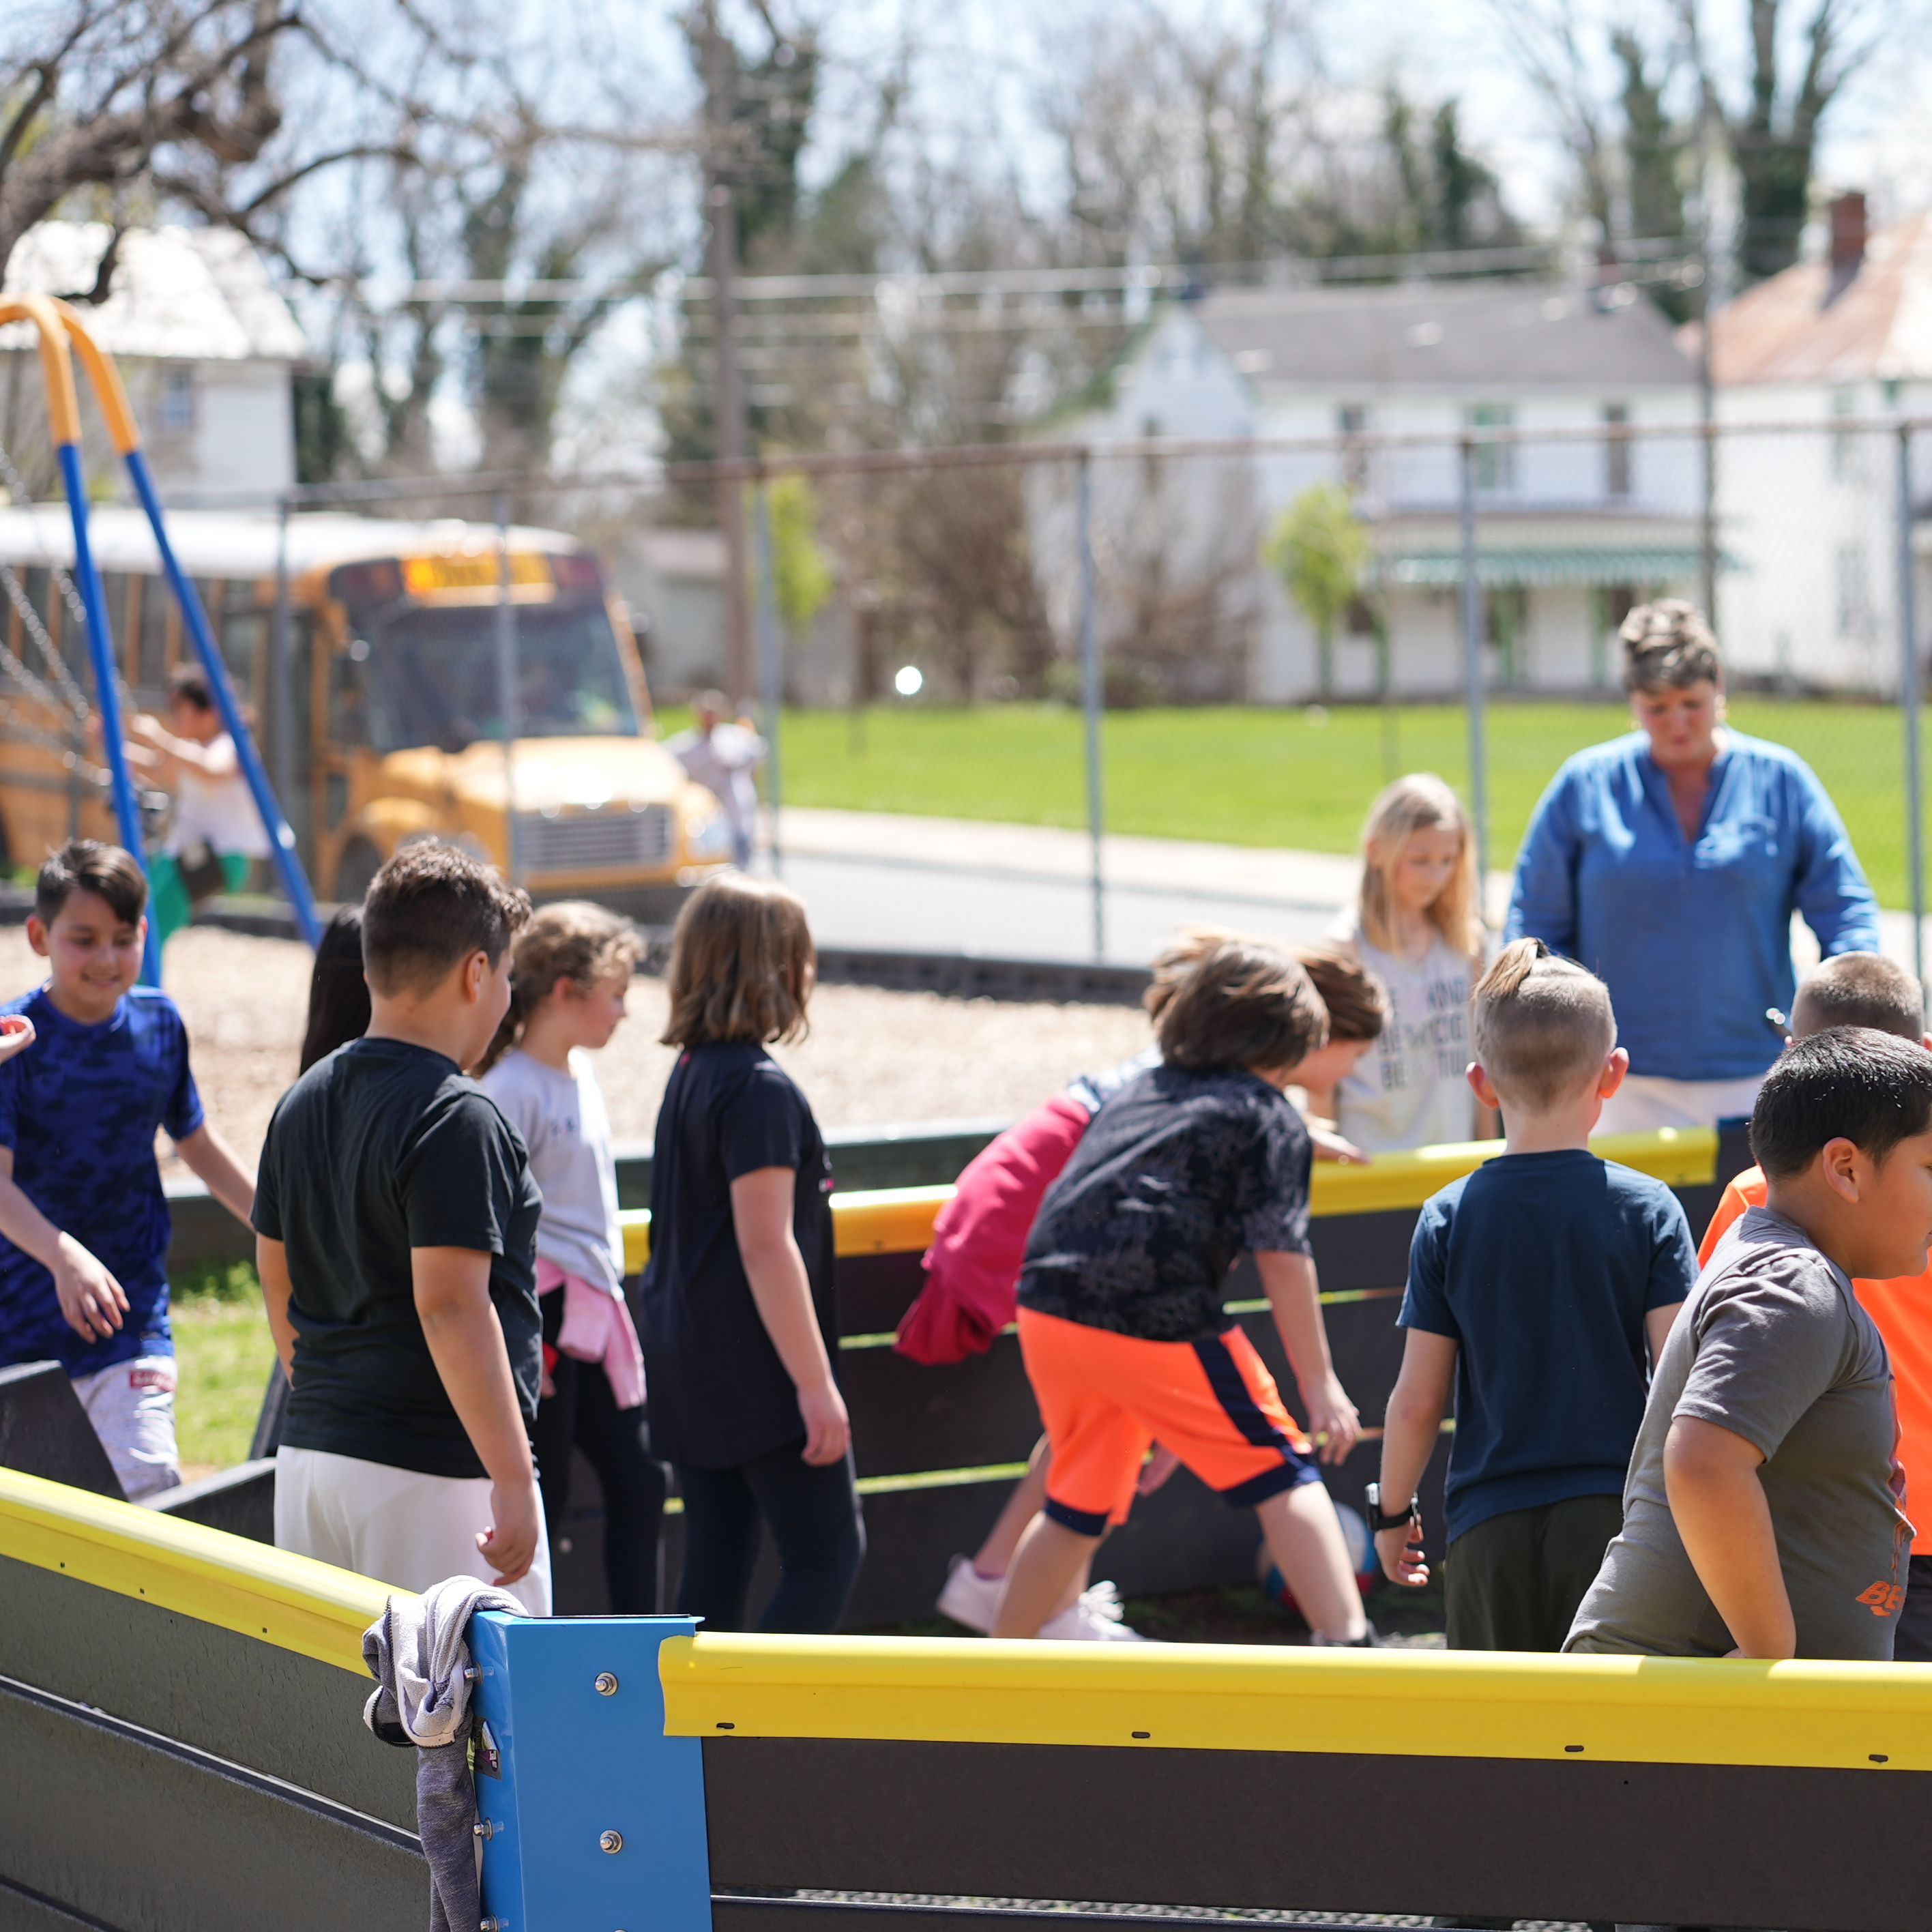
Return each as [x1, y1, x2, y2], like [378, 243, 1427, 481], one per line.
[991, 939, 1373, 1643]
[252, 844, 548, 1609]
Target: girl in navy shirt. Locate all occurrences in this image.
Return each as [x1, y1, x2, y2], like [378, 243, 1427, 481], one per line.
[639, 874, 862, 1633]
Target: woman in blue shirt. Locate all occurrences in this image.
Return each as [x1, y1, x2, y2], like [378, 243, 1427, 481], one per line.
[1505, 600, 1880, 1133]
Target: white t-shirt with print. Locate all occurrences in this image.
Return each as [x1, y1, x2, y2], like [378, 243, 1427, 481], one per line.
[1326, 913, 1478, 1153]
[478, 1046, 624, 1289]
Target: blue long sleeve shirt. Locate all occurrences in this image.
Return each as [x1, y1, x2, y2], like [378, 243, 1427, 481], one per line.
[1504, 729, 1880, 1081]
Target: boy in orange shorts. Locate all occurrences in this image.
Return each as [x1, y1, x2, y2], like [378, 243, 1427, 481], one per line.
[1698, 950, 1932, 1657]
[991, 937, 1372, 1643]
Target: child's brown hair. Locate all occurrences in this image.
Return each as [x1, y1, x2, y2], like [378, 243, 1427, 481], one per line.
[660, 872, 815, 1048]
[35, 839, 147, 927]
[1792, 952, 1924, 1042]
[1156, 937, 1328, 1073]
[1293, 941, 1389, 1043]
[361, 840, 529, 997]
[1472, 937, 1615, 1109]
[477, 900, 643, 1074]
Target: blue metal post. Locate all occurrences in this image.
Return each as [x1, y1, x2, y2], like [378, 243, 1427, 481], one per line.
[471, 1612, 711, 1932]
[121, 447, 323, 946]
[56, 444, 159, 984]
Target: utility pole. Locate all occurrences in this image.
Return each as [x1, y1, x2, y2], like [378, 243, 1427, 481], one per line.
[698, 2, 753, 705]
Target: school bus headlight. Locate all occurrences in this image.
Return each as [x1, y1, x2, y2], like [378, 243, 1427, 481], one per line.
[686, 813, 735, 860]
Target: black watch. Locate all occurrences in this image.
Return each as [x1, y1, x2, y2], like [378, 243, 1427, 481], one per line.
[1364, 1483, 1419, 1535]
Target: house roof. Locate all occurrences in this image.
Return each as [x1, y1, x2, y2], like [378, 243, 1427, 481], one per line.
[1696, 212, 1932, 385]
[0, 222, 306, 363]
[1192, 281, 1695, 390]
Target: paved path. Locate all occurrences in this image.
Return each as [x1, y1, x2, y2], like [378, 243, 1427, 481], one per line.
[765, 806, 1931, 978]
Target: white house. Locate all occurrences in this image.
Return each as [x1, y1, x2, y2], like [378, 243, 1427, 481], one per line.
[1703, 197, 1932, 693]
[1041, 280, 1703, 701]
[0, 221, 304, 501]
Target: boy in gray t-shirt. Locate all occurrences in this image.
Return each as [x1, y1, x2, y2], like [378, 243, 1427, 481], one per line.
[1568, 1027, 1932, 1661]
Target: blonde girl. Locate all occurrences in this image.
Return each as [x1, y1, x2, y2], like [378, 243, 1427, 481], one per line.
[1308, 774, 1487, 1152]
[478, 902, 663, 1611]
[639, 873, 863, 1633]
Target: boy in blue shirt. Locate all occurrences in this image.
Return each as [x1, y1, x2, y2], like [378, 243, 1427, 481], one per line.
[0, 841, 256, 1498]
[1371, 937, 1697, 1649]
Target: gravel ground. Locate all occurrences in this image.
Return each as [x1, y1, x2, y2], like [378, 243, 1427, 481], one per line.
[0, 926, 1153, 1179]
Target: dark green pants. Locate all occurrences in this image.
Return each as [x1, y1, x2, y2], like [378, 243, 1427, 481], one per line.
[1444, 1493, 1623, 1652]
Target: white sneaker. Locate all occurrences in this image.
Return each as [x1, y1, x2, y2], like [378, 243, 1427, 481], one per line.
[1040, 1580, 1148, 1641]
[935, 1554, 1003, 1634]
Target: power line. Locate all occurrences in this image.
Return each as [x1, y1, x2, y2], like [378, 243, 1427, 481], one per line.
[375, 237, 1700, 310]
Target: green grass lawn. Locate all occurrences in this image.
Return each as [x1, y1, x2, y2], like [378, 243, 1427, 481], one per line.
[170, 1261, 275, 1478]
[767, 699, 1922, 906]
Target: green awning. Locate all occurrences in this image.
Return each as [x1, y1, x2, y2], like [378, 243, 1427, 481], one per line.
[1380, 546, 1738, 588]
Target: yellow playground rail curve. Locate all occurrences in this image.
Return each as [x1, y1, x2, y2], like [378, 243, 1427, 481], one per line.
[618, 1126, 1718, 1275]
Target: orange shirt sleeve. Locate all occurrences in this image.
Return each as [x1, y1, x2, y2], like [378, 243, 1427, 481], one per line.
[1698, 1168, 1768, 1268]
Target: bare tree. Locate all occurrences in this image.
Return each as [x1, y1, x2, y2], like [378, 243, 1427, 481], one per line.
[0, 0, 401, 284]
[1699, 0, 1879, 281]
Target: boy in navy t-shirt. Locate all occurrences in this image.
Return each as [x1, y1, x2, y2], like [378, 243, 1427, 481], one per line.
[0, 842, 256, 1498]
[1372, 937, 1696, 1650]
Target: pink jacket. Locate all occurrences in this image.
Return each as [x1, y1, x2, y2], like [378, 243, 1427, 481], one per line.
[893, 1093, 1092, 1366]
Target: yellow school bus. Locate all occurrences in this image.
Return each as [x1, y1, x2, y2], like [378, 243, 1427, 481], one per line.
[0, 506, 733, 920]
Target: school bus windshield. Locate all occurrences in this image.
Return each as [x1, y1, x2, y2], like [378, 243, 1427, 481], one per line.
[357, 600, 639, 752]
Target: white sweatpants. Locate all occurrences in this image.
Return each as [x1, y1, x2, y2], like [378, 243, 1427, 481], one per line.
[1597, 1072, 1766, 1137]
[70, 1355, 180, 1502]
[274, 1444, 552, 1616]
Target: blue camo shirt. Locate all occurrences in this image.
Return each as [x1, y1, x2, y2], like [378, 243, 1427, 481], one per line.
[0, 984, 203, 1373]
[1505, 730, 1879, 1080]
[1399, 1150, 1697, 1542]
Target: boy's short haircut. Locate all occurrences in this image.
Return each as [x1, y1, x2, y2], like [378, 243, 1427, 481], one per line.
[660, 871, 815, 1047]
[1792, 952, 1924, 1042]
[1472, 938, 1615, 1109]
[35, 839, 147, 926]
[1293, 941, 1390, 1042]
[1751, 1026, 1932, 1180]
[167, 663, 214, 712]
[1156, 938, 1328, 1072]
[360, 840, 530, 998]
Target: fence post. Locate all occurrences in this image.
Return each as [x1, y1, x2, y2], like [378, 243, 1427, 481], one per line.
[755, 473, 784, 876]
[1900, 422, 1924, 999]
[1079, 450, 1104, 963]
[495, 490, 520, 886]
[1458, 437, 1490, 912]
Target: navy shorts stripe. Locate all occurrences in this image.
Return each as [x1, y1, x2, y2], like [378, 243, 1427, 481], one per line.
[1042, 1495, 1111, 1537]
[1219, 1456, 1323, 1508]
[1190, 1330, 1296, 1452]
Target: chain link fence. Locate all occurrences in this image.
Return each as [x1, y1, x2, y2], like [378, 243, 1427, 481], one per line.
[1, 415, 1927, 981]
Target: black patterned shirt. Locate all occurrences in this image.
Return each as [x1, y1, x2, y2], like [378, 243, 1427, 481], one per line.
[1018, 1064, 1312, 1343]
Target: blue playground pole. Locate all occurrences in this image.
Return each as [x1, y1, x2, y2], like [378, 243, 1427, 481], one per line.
[56, 445, 160, 984]
[122, 448, 323, 947]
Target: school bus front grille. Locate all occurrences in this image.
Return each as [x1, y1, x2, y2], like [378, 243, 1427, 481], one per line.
[514, 806, 675, 873]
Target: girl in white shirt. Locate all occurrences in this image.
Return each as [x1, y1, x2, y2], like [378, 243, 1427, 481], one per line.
[1306, 774, 1489, 1154]
[478, 902, 664, 1611]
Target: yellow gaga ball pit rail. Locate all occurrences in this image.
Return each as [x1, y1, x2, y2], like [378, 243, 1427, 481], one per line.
[658, 1628, 1932, 1774]
[618, 1127, 1717, 1273]
[0, 1464, 396, 1675]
